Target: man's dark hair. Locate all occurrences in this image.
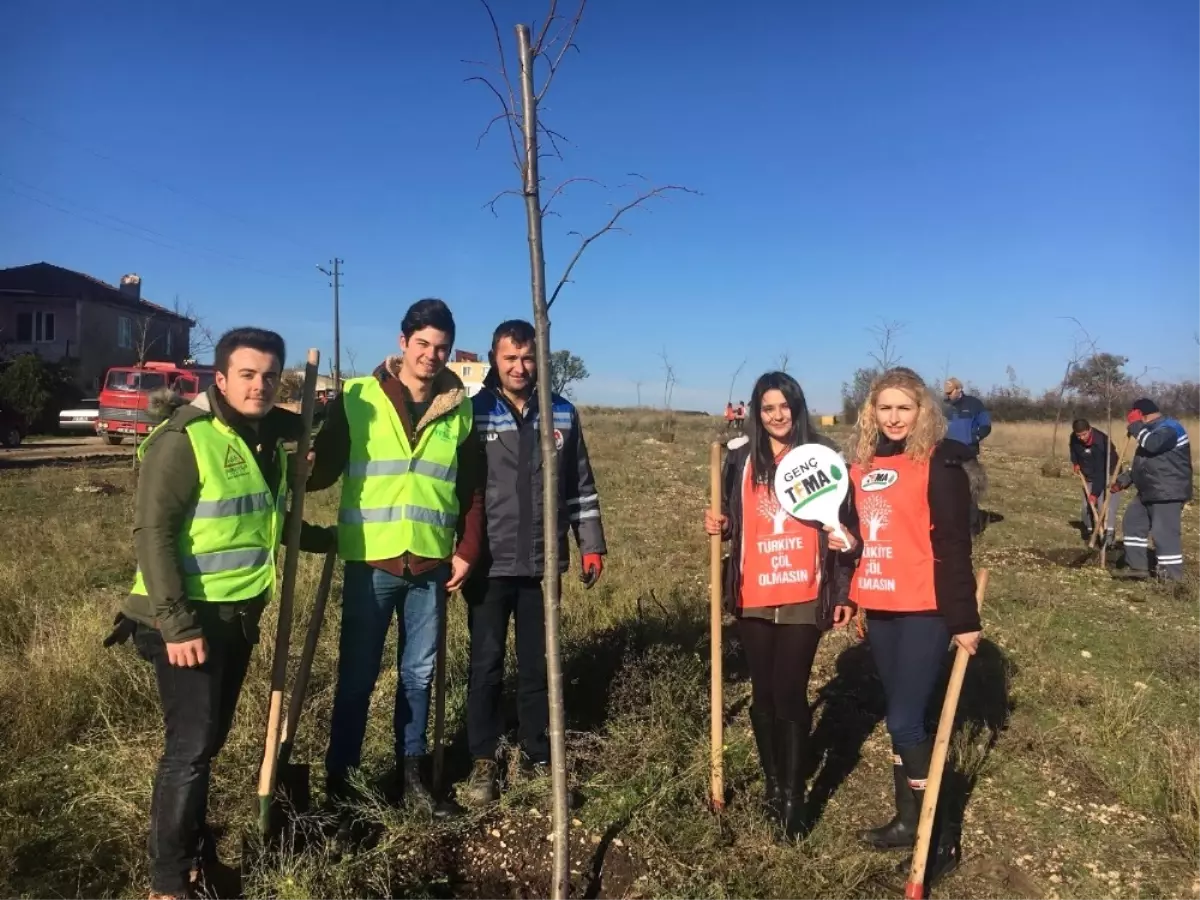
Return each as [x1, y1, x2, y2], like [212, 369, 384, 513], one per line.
[490, 319, 536, 353]
[401, 298, 456, 344]
[214, 327, 286, 374]
[1072, 418, 1090, 433]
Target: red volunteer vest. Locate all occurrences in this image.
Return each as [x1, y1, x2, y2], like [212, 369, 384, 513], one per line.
[738, 457, 820, 609]
[849, 453, 937, 613]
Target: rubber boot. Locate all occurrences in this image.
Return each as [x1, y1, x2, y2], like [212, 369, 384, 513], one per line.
[749, 706, 783, 821]
[777, 718, 809, 840]
[858, 748, 919, 849]
[897, 740, 962, 891]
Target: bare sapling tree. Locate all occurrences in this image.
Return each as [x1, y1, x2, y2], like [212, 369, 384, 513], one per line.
[634, 379, 644, 407]
[659, 348, 677, 441]
[727, 357, 746, 405]
[467, 3, 695, 894]
[867, 318, 906, 371]
[777, 350, 790, 374]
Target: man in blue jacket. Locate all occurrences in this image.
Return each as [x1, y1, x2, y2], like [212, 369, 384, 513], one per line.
[462, 319, 607, 804]
[1112, 399, 1192, 581]
[943, 378, 992, 534]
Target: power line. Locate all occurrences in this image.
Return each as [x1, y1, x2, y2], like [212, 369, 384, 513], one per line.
[4, 182, 313, 283]
[0, 106, 321, 260]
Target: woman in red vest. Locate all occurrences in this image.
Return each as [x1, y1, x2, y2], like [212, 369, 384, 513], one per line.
[703, 371, 859, 838]
[845, 368, 981, 887]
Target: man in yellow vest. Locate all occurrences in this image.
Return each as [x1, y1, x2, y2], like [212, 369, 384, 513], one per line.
[307, 298, 482, 814]
[107, 327, 333, 900]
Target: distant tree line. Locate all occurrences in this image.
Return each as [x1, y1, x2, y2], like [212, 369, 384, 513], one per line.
[842, 353, 1198, 422]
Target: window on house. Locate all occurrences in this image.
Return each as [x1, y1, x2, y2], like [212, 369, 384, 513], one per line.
[462, 365, 471, 377]
[34, 311, 55, 343]
[118, 316, 133, 349]
[15, 312, 32, 343]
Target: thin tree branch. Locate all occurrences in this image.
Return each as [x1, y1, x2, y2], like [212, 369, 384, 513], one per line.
[537, 0, 587, 102]
[484, 188, 524, 217]
[540, 176, 603, 218]
[546, 184, 699, 310]
[532, 0, 560, 55]
[474, 0, 522, 168]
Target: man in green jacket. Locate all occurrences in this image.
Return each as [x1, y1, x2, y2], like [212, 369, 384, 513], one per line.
[108, 327, 331, 900]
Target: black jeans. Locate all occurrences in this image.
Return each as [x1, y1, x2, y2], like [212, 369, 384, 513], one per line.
[464, 576, 549, 762]
[865, 612, 948, 749]
[738, 618, 822, 727]
[134, 611, 256, 896]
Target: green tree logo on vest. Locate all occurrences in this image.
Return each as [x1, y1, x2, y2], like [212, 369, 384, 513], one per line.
[223, 444, 249, 478]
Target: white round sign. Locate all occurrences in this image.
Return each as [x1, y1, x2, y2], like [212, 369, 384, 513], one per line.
[773, 443, 851, 545]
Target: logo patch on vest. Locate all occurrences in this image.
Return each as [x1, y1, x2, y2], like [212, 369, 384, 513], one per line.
[553, 429, 564, 451]
[223, 444, 249, 478]
[860, 469, 898, 492]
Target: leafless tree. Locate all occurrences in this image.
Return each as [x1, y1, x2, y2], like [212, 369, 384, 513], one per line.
[633, 379, 644, 408]
[343, 346, 360, 378]
[867, 319, 906, 371]
[777, 351, 790, 374]
[467, 3, 696, 891]
[727, 357, 746, 404]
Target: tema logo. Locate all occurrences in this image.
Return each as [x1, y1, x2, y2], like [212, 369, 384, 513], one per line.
[553, 429, 564, 451]
[223, 444, 249, 477]
[860, 469, 898, 492]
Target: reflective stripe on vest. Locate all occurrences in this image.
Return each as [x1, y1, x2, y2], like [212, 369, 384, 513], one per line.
[131, 416, 285, 603]
[848, 453, 937, 613]
[337, 376, 472, 562]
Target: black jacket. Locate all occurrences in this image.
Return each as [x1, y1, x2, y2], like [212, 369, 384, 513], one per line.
[1069, 427, 1118, 487]
[472, 372, 606, 578]
[1117, 416, 1194, 503]
[719, 434, 859, 629]
[843, 438, 981, 635]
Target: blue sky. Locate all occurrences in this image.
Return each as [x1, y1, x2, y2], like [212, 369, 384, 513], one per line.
[1, 0, 1196, 413]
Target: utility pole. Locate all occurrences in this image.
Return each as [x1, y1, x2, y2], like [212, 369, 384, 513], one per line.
[316, 259, 343, 391]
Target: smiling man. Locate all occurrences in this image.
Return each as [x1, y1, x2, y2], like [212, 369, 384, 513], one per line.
[462, 319, 606, 805]
[307, 298, 482, 815]
[110, 327, 333, 900]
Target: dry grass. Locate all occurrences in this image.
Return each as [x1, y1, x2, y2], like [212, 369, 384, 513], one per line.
[0, 409, 1197, 899]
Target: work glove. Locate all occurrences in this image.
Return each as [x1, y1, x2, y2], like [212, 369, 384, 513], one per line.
[580, 553, 604, 589]
[1087, 493, 1098, 506]
[1072, 464, 1081, 475]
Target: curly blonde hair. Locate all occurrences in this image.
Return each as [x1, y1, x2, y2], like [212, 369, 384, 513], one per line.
[846, 368, 947, 468]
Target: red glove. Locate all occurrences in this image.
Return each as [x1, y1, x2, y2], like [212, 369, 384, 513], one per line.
[1126, 408, 1144, 425]
[1088, 493, 1098, 506]
[1072, 464, 1081, 475]
[1110, 482, 1123, 493]
[581, 553, 604, 589]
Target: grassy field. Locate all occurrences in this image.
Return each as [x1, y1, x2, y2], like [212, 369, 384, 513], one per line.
[0, 411, 1197, 899]
[983, 418, 1200, 467]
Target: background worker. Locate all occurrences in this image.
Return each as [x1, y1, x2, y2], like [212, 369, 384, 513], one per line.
[847, 369, 981, 891]
[942, 377, 991, 534]
[724, 402, 736, 432]
[1112, 399, 1192, 581]
[1069, 417, 1119, 545]
[464, 319, 606, 804]
[110, 327, 333, 900]
[704, 372, 858, 839]
[307, 299, 483, 811]
[735, 401, 747, 433]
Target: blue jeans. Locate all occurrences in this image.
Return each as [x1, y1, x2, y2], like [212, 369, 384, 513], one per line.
[325, 561, 446, 779]
[866, 612, 949, 749]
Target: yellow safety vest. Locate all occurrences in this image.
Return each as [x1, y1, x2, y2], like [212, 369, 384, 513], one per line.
[337, 376, 472, 561]
[131, 416, 285, 602]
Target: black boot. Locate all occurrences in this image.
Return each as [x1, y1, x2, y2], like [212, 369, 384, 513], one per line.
[858, 748, 920, 849]
[896, 740, 962, 891]
[402, 756, 434, 811]
[777, 718, 809, 840]
[749, 706, 783, 821]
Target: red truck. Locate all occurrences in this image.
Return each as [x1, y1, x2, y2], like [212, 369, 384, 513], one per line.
[96, 361, 215, 445]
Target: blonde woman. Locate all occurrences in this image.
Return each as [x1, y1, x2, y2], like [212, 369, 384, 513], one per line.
[845, 368, 981, 889]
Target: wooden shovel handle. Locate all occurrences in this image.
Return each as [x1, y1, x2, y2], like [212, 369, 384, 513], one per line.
[905, 568, 988, 899]
[709, 442, 725, 812]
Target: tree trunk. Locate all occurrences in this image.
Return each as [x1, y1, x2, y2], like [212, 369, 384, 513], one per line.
[516, 23, 570, 899]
